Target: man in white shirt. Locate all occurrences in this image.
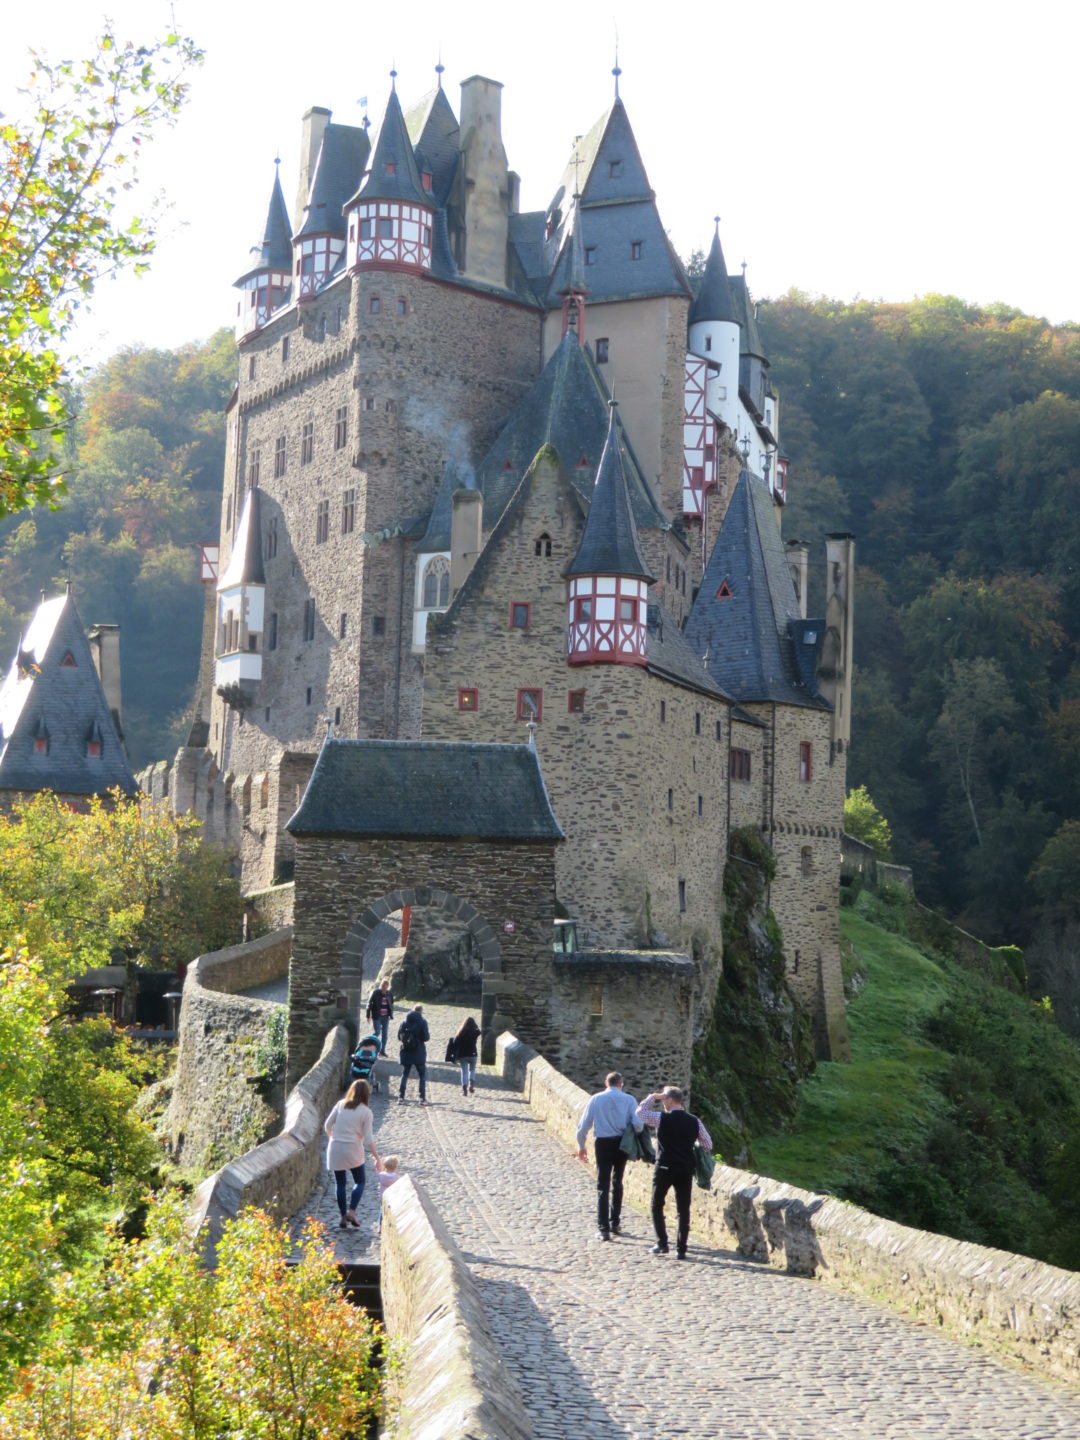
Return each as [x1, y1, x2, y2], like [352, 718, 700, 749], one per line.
[576, 1072, 642, 1241]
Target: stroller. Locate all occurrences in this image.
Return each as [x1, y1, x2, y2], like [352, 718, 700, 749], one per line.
[350, 1032, 382, 1094]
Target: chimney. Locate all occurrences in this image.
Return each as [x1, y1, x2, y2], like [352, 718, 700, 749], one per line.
[819, 534, 856, 755]
[458, 76, 509, 288]
[786, 539, 809, 619]
[450, 489, 483, 597]
[296, 107, 332, 227]
[88, 623, 126, 751]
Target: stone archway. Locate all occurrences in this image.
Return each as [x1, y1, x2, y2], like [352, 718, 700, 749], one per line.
[340, 885, 501, 991]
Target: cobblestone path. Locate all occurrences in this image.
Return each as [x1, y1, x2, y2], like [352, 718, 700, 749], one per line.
[295, 1000, 1080, 1438]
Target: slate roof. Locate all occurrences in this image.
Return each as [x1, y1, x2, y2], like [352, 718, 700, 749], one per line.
[219, 486, 265, 590]
[415, 452, 477, 553]
[729, 273, 767, 360]
[295, 123, 370, 240]
[287, 738, 565, 841]
[235, 170, 293, 285]
[507, 210, 551, 301]
[404, 84, 461, 207]
[645, 608, 732, 701]
[566, 403, 654, 582]
[0, 592, 138, 799]
[689, 226, 738, 326]
[548, 199, 588, 299]
[353, 87, 432, 209]
[476, 332, 667, 534]
[546, 100, 690, 306]
[684, 472, 830, 710]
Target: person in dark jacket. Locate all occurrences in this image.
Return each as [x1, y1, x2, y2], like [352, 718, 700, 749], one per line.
[398, 1004, 430, 1105]
[366, 979, 394, 1056]
[453, 1015, 481, 1096]
[635, 1086, 713, 1260]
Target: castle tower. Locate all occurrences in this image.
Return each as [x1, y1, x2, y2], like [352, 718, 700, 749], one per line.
[688, 221, 741, 438]
[293, 122, 369, 300]
[234, 167, 292, 340]
[565, 402, 655, 666]
[215, 486, 266, 698]
[347, 79, 435, 273]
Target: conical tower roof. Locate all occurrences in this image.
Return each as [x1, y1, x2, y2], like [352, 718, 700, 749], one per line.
[295, 125, 370, 240]
[219, 487, 265, 590]
[565, 402, 654, 582]
[729, 271, 767, 361]
[352, 83, 431, 208]
[235, 169, 292, 285]
[548, 198, 589, 301]
[689, 224, 737, 326]
[405, 82, 460, 207]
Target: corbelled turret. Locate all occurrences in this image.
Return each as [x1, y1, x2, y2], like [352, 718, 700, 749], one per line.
[346, 77, 434, 273]
[234, 167, 292, 338]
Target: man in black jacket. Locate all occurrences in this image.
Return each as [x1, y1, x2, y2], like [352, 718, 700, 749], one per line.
[397, 1004, 430, 1105]
[635, 1086, 713, 1260]
[366, 979, 394, 1055]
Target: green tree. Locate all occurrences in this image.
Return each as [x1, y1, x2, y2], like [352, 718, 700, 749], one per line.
[0, 27, 202, 515]
[929, 657, 1019, 849]
[1031, 821, 1080, 923]
[844, 786, 893, 858]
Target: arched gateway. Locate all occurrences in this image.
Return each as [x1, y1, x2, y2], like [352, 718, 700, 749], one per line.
[285, 738, 564, 1086]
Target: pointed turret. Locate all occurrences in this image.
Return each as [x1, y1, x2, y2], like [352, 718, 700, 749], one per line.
[551, 198, 589, 342]
[234, 168, 293, 338]
[683, 221, 742, 501]
[566, 402, 654, 668]
[293, 119, 370, 300]
[729, 266, 769, 419]
[215, 487, 266, 696]
[346, 79, 434, 273]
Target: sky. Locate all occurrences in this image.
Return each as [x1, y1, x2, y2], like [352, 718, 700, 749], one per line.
[4, 0, 1078, 369]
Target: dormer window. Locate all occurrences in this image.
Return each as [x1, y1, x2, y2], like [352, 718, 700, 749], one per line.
[716, 579, 734, 599]
[60, 651, 77, 668]
[609, 160, 623, 178]
[584, 247, 597, 266]
[384, 161, 397, 176]
[87, 739, 102, 758]
[630, 241, 642, 260]
[421, 171, 433, 191]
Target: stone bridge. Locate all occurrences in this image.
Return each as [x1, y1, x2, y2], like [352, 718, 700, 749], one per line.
[292, 997, 1080, 1440]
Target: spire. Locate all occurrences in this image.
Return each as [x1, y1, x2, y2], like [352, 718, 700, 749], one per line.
[218, 487, 265, 590]
[566, 403, 654, 582]
[689, 219, 738, 326]
[435, 59, 445, 90]
[352, 85, 431, 208]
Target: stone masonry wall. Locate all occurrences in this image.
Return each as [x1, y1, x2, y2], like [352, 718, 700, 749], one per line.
[496, 1034, 1080, 1388]
[167, 928, 291, 1173]
[380, 1176, 534, 1440]
[288, 835, 559, 1086]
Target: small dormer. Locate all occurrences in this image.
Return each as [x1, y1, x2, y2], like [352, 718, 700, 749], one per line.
[346, 81, 434, 274]
[215, 488, 266, 695]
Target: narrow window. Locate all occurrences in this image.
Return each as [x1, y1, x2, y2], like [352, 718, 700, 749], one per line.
[510, 602, 530, 629]
[535, 533, 553, 557]
[267, 613, 278, 651]
[660, 700, 666, 723]
[729, 748, 751, 782]
[517, 688, 542, 722]
[281, 336, 290, 363]
[715, 719, 722, 742]
[694, 712, 701, 736]
[801, 846, 814, 876]
[87, 739, 102, 758]
[342, 488, 355, 534]
[369, 295, 381, 314]
[458, 688, 479, 712]
[34, 735, 48, 754]
[306, 687, 312, 705]
[385, 399, 396, 412]
[590, 985, 604, 1017]
[372, 615, 386, 637]
[705, 336, 712, 352]
[315, 499, 329, 544]
[584, 246, 597, 266]
[334, 705, 342, 726]
[303, 598, 316, 642]
[264, 707, 271, 722]
[301, 422, 314, 465]
[568, 689, 585, 714]
[248, 356, 256, 380]
[630, 240, 642, 260]
[396, 297, 408, 315]
[364, 396, 376, 411]
[799, 741, 812, 782]
[274, 435, 286, 478]
[334, 405, 348, 450]
[667, 788, 674, 811]
[339, 612, 348, 639]
[595, 337, 609, 363]
[422, 557, 450, 608]
[678, 880, 687, 913]
[247, 447, 260, 487]
[697, 795, 704, 817]
[265, 517, 278, 559]
[608, 159, 623, 178]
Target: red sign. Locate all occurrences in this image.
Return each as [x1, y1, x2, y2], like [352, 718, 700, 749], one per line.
[503, 920, 516, 934]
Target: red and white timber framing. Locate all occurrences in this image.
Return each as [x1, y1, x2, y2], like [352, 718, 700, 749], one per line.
[682, 355, 717, 516]
[566, 575, 649, 666]
[349, 201, 433, 270]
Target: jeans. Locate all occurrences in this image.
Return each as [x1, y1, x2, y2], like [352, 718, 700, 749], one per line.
[594, 1134, 629, 1233]
[651, 1164, 694, 1254]
[334, 1164, 365, 1216]
[373, 1014, 389, 1054]
[400, 1059, 426, 1099]
[459, 1056, 477, 1089]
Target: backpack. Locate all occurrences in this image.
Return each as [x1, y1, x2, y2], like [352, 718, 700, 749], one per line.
[398, 1016, 416, 1045]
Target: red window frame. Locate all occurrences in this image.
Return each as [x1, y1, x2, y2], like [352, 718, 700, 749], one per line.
[458, 688, 479, 712]
[799, 741, 812, 783]
[516, 688, 542, 722]
[509, 601, 531, 630]
[87, 740, 102, 758]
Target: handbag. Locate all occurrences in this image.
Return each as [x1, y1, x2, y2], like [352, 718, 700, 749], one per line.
[693, 1141, 716, 1190]
[444, 1036, 458, 1063]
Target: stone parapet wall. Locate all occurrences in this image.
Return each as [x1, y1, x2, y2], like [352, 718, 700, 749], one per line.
[188, 1023, 351, 1265]
[380, 1176, 534, 1440]
[245, 882, 296, 932]
[167, 929, 292, 1172]
[496, 1034, 1080, 1387]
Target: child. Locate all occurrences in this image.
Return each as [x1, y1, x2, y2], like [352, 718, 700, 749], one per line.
[377, 1155, 403, 1197]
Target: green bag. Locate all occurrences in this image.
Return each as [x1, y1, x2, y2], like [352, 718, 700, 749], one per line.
[619, 1121, 656, 1162]
[693, 1141, 716, 1190]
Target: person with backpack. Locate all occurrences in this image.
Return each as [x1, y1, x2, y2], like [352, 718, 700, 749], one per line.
[397, 1004, 430, 1105]
[635, 1086, 712, 1260]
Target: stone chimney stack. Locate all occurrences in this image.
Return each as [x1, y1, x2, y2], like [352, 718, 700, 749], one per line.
[786, 540, 809, 619]
[88, 623, 125, 750]
[450, 489, 483, 598]
[458, 77, 509, 289]
[819, 534, 856, 755]
[296, 107, 332, 226]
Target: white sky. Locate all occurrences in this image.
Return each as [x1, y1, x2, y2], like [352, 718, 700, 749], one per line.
[4, 0, 1078, 369]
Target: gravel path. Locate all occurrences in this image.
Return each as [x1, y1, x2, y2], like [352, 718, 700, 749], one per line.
[294, 998, 1080, 1438]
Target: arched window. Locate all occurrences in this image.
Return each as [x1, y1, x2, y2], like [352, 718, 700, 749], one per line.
[422, 556, 450, 609]
[535, 533, 553, 558]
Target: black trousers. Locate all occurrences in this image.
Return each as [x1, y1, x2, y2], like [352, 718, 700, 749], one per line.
[594, 1135, 629, 1233]
[651, 1163, 694, 1254]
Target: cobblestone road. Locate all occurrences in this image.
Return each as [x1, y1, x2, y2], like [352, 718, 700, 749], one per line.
[295, 1000, 1080, 1438]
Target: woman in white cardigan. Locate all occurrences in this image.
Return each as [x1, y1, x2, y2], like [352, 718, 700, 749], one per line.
[324, 1078, 381, 1229]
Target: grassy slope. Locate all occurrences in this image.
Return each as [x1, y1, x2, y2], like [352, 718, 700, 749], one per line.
[752, 910, 950, 1189]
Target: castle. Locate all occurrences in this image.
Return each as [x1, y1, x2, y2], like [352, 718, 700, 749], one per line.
[143, 65, 854, 1079]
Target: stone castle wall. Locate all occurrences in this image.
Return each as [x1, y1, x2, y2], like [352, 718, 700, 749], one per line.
[166, 928, 291, 1174]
